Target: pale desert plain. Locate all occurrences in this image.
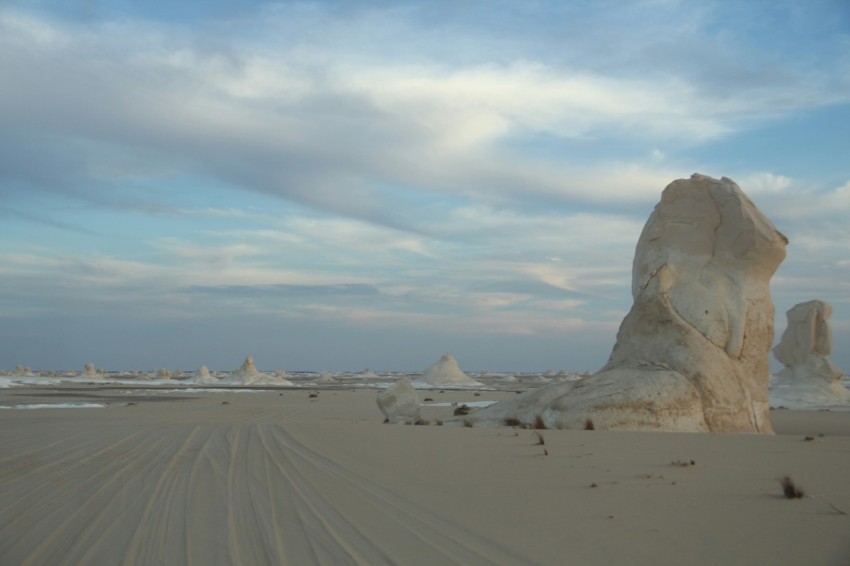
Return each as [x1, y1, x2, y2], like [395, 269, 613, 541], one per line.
[1, 381, 849, 566]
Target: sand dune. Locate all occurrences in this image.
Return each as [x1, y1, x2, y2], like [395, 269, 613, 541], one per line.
[2, 387, 849, 565]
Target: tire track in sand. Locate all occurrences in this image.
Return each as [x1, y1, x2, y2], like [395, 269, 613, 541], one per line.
[263, 424, 534, 566]
[2, 409, 535, 565]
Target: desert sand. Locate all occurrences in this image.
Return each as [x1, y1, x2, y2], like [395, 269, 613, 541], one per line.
[1, 384, 849, 565]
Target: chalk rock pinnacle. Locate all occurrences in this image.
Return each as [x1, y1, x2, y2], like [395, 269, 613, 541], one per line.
[770, 300, 849, 407]
[417, 354, 482, 387]
[469, 174, 787, 432]
[773, 300, 843, 381]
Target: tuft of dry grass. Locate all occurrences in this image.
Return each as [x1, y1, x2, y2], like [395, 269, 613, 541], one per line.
[533, 416, 547, 430]
[584, 418, 595, 430]
[504, 417, 522, 427]
[454, 404, 472, 416]
[779, 476, 805, 499]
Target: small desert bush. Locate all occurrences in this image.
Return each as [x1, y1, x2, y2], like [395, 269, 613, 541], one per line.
[504, 417, 522, 427]
[454, 404, 472, 416]
[533, 416, 547, 430]
[779, 476, 805, 499]
[584, 418, 595, 430]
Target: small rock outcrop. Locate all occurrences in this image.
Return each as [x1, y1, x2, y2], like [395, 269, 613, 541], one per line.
[83, 363, 98, 378]
[225, 355, 293, 385]
[468, 174, 787, 432]
[195, 366, 218, 384]
[416, 354, 483, 387]
[315, 373, 337, 383]
[770, 300, 849, 407]
[377, 378, 421, 423]
[13, 365, 34, 377]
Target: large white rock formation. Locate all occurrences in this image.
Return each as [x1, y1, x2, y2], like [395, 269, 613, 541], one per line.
[376, 378, 421, 424]
[415, 354, 483, 387]
[468, 174, 787, 432]
[770, 300, 849, 407]
[224, 355, 293, 386]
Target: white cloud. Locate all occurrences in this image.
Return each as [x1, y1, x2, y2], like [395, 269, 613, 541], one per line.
[738, 172, 793, 194]
[3, 6, 845, 222]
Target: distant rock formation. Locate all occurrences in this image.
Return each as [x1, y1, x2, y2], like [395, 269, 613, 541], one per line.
[416, 354, 483, 387]
[195, 366, 218, 384]
[231, 355, 263, 382]
[468, 174, 787, 432]
[83, 363, 98, 378]
[770, 300, 849, 407]
[377, 378, 421, 423]
[13, 364, 33, 377]
[316, 373, 337, 383]
[226, 356, 293, 386]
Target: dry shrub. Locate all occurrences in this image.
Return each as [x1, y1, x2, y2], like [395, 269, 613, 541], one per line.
[780, 476, 805, 499]
[533, 416, 547, 430]
[584, 418, 595, 430]
[454, 406, 471, 416]
[504, 417, 522, 427]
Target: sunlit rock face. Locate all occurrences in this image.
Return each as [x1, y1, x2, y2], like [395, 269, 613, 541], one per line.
[376, 378, 421, 424]
[469, 174, 787, 432]
[770, 301, 849, 407]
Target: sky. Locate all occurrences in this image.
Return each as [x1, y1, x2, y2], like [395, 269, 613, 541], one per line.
[1, 0, 849, 373]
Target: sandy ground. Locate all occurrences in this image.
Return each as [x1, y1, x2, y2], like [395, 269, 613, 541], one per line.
[1, 385, 849, 565]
